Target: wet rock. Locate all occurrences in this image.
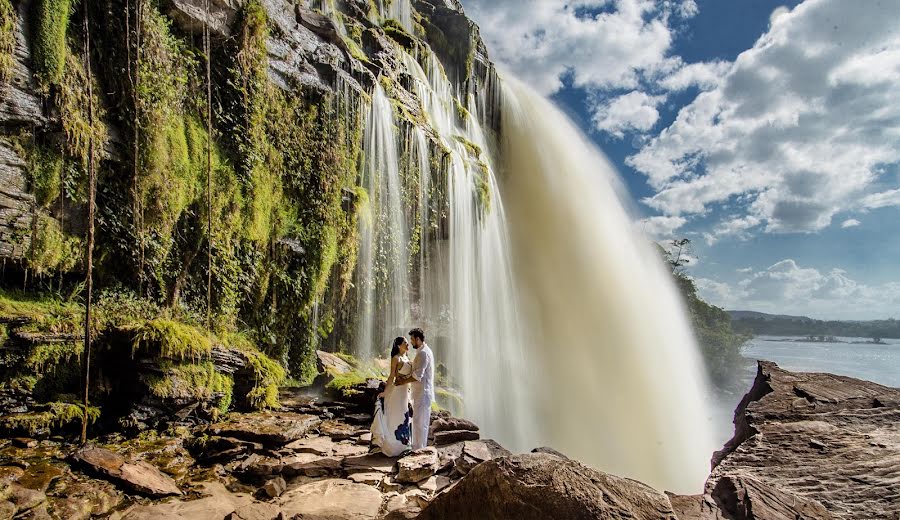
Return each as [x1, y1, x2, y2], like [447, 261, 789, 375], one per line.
[210, 411, 321, 446]
[257, 476, 286, 499]
[71, 447, 181, 498]
[418, 453, 678, 520]
[6, 483, 46, 513]
[191, 436, 261, 463]
[16, 462, 64, 492]
[278, 479, 382, 519]
[433, 429, 479, 445]
[704, 361, 900, 519]
[396, 448, 438, 483]
[11, 438, 37, 449]
[45, 496, 92, 520]
[0, 500, 14, 520]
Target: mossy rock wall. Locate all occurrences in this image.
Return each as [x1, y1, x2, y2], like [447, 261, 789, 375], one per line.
[0, 0, 495, 394]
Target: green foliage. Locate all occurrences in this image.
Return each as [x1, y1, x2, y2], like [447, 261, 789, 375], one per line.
[24, 142, 64, 207]
[31, 0, 71, 87]
[0, 289, 82, 334]
[26, 341, 83, 374]
[732, 316, 900, 339]
[59, 49, 108, 169]
[129, 318, 213, 361]
[147, 361, 234, 414]
[27, 214, 82, 276]
[0, 402, 99, 435]
[237, 341, 286, 409]
[0, 0, 16, 81]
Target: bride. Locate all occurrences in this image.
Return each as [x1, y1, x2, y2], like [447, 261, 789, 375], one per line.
[371, 336, 414, 456]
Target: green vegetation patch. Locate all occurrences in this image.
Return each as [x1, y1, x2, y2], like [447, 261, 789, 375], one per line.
[0, 402, 99, 435]
[128, 318, 213, 361]
[0, 0, 16, 81]
[31, 0, 71, 87]
[27, 214, 82, 276]
[0, 289, 82, 334]
[147, 361, 234, 414]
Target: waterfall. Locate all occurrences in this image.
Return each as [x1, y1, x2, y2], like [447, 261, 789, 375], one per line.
[355, 84, 411, 359]
[316, 3, 713, 494]
[497, 75, 714, 492]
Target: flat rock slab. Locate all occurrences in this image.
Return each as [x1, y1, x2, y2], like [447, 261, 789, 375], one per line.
[397, 448, 438, 483]
[430, 418, 479, 434]
[71, 447, 181, 498]
[319, 419, 363, 440]
[238, 453, 341, 477]
[211, 411, 321, 446]
[343, 453, 397, 474]
[116, 482, 253, 520]
[433, 430, 479, 445]
[278, 479, 382, 520]
[285, 435, 335, 456]
[702, 361, 900, 519]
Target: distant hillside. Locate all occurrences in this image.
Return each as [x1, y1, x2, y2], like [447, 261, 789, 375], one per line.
[728, 310, 813, 322]
[729, 311, 900, 339]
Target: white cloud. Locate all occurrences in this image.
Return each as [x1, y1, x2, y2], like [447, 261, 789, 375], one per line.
[658, 60, 731, 92]
[861, 189, 900, 209]
[840, 218, 861, 228]
[697, 259, 900, 320]
[461, 0, 696, 95]
[638, 215, 686, 238]
[593, 91, 666, 137]
[627, 0, 900, 236]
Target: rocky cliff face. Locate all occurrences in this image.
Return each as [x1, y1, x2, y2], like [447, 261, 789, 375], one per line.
[0, 0, 497, 380]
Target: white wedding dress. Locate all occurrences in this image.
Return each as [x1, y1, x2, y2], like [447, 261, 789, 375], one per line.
[371, 355, 413, 456]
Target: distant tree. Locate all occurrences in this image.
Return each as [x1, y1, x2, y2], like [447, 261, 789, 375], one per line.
[659, 238, 751, 392]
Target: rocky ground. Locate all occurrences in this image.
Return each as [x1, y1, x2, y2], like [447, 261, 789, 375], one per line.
[0, 360, 897, 519]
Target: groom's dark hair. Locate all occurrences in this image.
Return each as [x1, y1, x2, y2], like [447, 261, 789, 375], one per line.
[408, 328, 425, 341]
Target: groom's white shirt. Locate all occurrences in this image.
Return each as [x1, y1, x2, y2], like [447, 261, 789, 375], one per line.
[411, 343, 434, 403]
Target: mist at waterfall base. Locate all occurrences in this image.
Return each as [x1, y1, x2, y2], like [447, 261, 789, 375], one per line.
[339, 24, 713, 494]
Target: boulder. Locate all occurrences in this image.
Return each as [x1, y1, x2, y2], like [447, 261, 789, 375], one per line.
[258, 476, 286, 499]
[433, 429, 479, 445]
[430, 417, 479, 434]
[278, 479, 382, 519]
[396, 448, 438, 483]
[417, 453, 679, 520]
[70, 447, 181, 498]
[316, 350, 354, 375]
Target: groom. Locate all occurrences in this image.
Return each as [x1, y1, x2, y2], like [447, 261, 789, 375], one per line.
[395, 327, 434, 450]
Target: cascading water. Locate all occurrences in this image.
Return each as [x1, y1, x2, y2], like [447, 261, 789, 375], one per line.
[355, 84, 412, 359]
[496, 76, 714, 492]
[322, 3, 713, 493]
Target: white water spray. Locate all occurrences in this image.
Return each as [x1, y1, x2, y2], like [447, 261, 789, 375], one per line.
[496, 76, 714, 492]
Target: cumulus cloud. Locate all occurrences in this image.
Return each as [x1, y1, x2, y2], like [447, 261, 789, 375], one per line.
[657, 60, 731, 92]
[461, 0, 696, 95]
[841, 219, 861, 228]
[627, 0, 900, 235]
[696, 260, 900, 320]
[593, 91, 666, 137]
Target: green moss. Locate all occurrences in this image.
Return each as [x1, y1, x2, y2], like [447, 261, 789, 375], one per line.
[61, 49, 108, 168]
[0, 402, 99, 435]
[31, 0, 71, 87]
[24, 142, 64, 207]
[0, 0, 15, 82]
[129, 318, 213, 361]
[26, 341, 83, 374]
[27, 214, 82, 276]
[382, 19, 416, 50]
[0, 290, 82, 333]
[324, 355, 383, 397]
[147, 361, 234, 414]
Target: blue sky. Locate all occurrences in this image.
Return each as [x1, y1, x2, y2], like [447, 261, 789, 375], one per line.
[460, 0, 900, 320]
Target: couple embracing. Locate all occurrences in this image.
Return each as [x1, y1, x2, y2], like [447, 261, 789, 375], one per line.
[370, 328, 435, 457]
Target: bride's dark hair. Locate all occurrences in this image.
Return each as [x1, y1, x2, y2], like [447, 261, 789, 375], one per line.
[390, 336, 405, 358]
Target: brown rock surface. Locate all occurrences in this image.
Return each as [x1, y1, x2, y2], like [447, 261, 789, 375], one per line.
[418, 453, 678, 520]
[396, 448, 438, 483]
[71, 447, 181, 498]
[277, 478, 382, 519]
[702, 361, 900, 520]
[210, 411, 321, 445]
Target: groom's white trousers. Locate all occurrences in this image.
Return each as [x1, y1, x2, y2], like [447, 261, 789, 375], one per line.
[411, 391, 432, 450]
